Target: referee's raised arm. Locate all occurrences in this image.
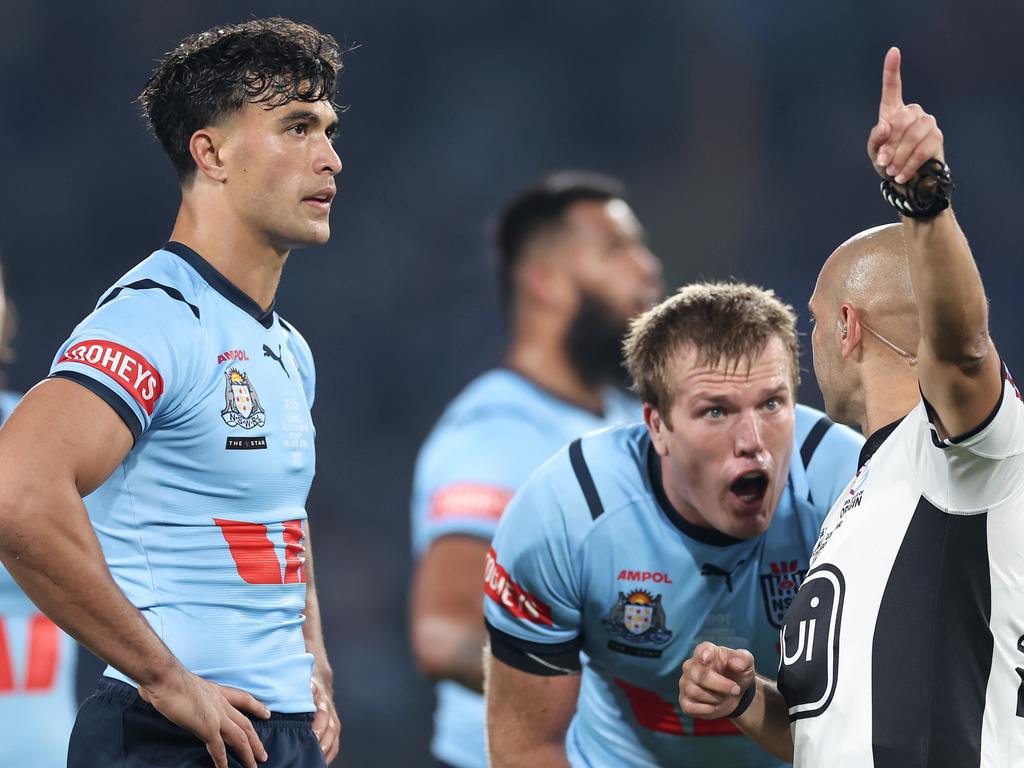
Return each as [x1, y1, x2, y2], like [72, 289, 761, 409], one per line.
[868, 46, 1002, 440]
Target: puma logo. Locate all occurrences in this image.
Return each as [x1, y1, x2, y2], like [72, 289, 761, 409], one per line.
[263, 344, 290, 378]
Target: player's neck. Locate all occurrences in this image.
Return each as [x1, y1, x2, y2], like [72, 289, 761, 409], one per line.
[505, 335, 606, 416]
[170, 202, 287, 312]
[859, 363, 919, 438]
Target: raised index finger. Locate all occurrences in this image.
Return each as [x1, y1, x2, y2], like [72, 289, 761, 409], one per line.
[880, 46, 903, 112]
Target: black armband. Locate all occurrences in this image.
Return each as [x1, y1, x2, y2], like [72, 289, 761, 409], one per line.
[879, 159, 953, 219]
[486, 620, 582, 676]
[728, 678, 757, 719]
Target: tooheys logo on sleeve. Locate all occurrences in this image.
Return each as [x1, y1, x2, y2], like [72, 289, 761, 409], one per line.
[59, 340, 164, 414]
[484, 547, 553, 626]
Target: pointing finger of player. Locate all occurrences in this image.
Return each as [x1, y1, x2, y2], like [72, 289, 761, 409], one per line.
[879, 46, 903, 113]
[694, 640, 721, 666]
[682, 656, 741, 696]
[726, 648, 755, 674]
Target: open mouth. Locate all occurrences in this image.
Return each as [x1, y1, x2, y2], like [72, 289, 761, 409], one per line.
[729, 470, 769, 507]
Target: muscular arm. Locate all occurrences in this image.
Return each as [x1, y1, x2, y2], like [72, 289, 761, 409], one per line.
[485, 651, 579, 768]
[0, 379, 269, 768]
[0, 379, 175, 685]
[410, 535, 490, 692]
[302, 519, 340, 762]
[869, 48, 1001, 438]
[902, 211, 1000, 437]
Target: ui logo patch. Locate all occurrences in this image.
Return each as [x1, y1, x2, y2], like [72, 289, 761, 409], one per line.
[603, 590, 672, 657]
[777, 563, 845, 721]
[221, 368, 267, 429]
[760, 560, 807, 629]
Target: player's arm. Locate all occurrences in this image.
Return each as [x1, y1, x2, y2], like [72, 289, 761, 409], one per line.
[485, 650, 579, 768]
[481, 461, 584, 767]
[409, 418, 534, 692]
[410, 534, 491, 692]
[678, 642, 793, 762]
[302, 518, 341, 763]
[0, 379, 269, 768]
[868, 47, 1001, 438]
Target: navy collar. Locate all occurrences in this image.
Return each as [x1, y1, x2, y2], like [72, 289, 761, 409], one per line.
[859, 417, 903, 469]
[164, 241, 276, 329]
[645, 438, 747, 547]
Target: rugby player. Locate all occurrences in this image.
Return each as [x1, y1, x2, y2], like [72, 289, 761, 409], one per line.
[0, 255, 78, 767]
[410, 172, 664, 768]
[484, 282, 863, 767]
[0, 18, 342, 767]
[679, 48, 1024, 766]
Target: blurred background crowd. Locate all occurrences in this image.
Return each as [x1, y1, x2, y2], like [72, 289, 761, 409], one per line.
[1, 1, 1023, 764]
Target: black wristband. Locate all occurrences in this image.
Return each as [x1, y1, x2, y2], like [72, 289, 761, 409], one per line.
[879, 159, 953, 219]
[728, 678, 757, 719]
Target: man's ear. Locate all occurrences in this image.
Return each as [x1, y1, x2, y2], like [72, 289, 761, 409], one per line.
[518, 253, 577, 314]
[838, 303, 863, 360]
[188, 126, 229, 183]
[644, 403, 669, 456]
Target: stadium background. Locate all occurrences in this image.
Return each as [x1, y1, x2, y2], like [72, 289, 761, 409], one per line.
[1, 1, 1022, 764]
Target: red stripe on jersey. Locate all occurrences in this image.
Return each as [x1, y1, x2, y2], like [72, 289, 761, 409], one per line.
[282, 520, 306, 584]
[24, 614, 60, 691]
[59, 340, 164, 415]
[214, 519, 283, 585]
[484, 548, 553, 626]
[614, 677, 686, 735]
[0, 618, 13, 691]
[692, 715, 742, 736]
[429, 484, 514, 523]
[613, 678, 742, 736]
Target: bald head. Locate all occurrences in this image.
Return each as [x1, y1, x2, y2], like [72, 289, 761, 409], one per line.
[817, 223, 919, 344]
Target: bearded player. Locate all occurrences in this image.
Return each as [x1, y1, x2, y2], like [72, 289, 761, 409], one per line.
[410, 172, 663, 768]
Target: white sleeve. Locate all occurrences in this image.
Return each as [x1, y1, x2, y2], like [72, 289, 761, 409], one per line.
[915, 363, 1024, 512]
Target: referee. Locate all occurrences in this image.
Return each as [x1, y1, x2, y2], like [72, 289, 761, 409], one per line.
[678, 47, 1024, 767]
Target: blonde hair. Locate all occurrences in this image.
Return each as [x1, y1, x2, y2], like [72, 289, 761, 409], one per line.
[624, 281, 799, 424]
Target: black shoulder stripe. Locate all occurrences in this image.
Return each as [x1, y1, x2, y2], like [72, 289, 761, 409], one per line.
[486, 620, 582, 677]
[98, 279, 200, 320]
[278, 317, 293, 332]
[800, 415, 834, 469]
[569, 438, 604, 520]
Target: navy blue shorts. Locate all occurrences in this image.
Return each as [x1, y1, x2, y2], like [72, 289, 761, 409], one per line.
[68, 678, 327, 767]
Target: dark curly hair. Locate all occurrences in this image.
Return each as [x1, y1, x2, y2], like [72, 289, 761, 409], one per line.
[138, 17, 343, 182]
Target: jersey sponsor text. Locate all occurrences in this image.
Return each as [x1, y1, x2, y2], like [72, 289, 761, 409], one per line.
[59, 340, 163, 414]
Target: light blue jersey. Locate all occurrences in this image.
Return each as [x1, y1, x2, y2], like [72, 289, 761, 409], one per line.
[411, 369, 639, 768]
[0, 390, 78, 768]
[485, 407, 863, 767]
[48, 242, 317, 713]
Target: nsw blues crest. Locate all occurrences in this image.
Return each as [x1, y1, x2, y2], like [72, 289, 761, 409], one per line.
[760, 560, 807, 629]
[221, 368, 266, 429]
